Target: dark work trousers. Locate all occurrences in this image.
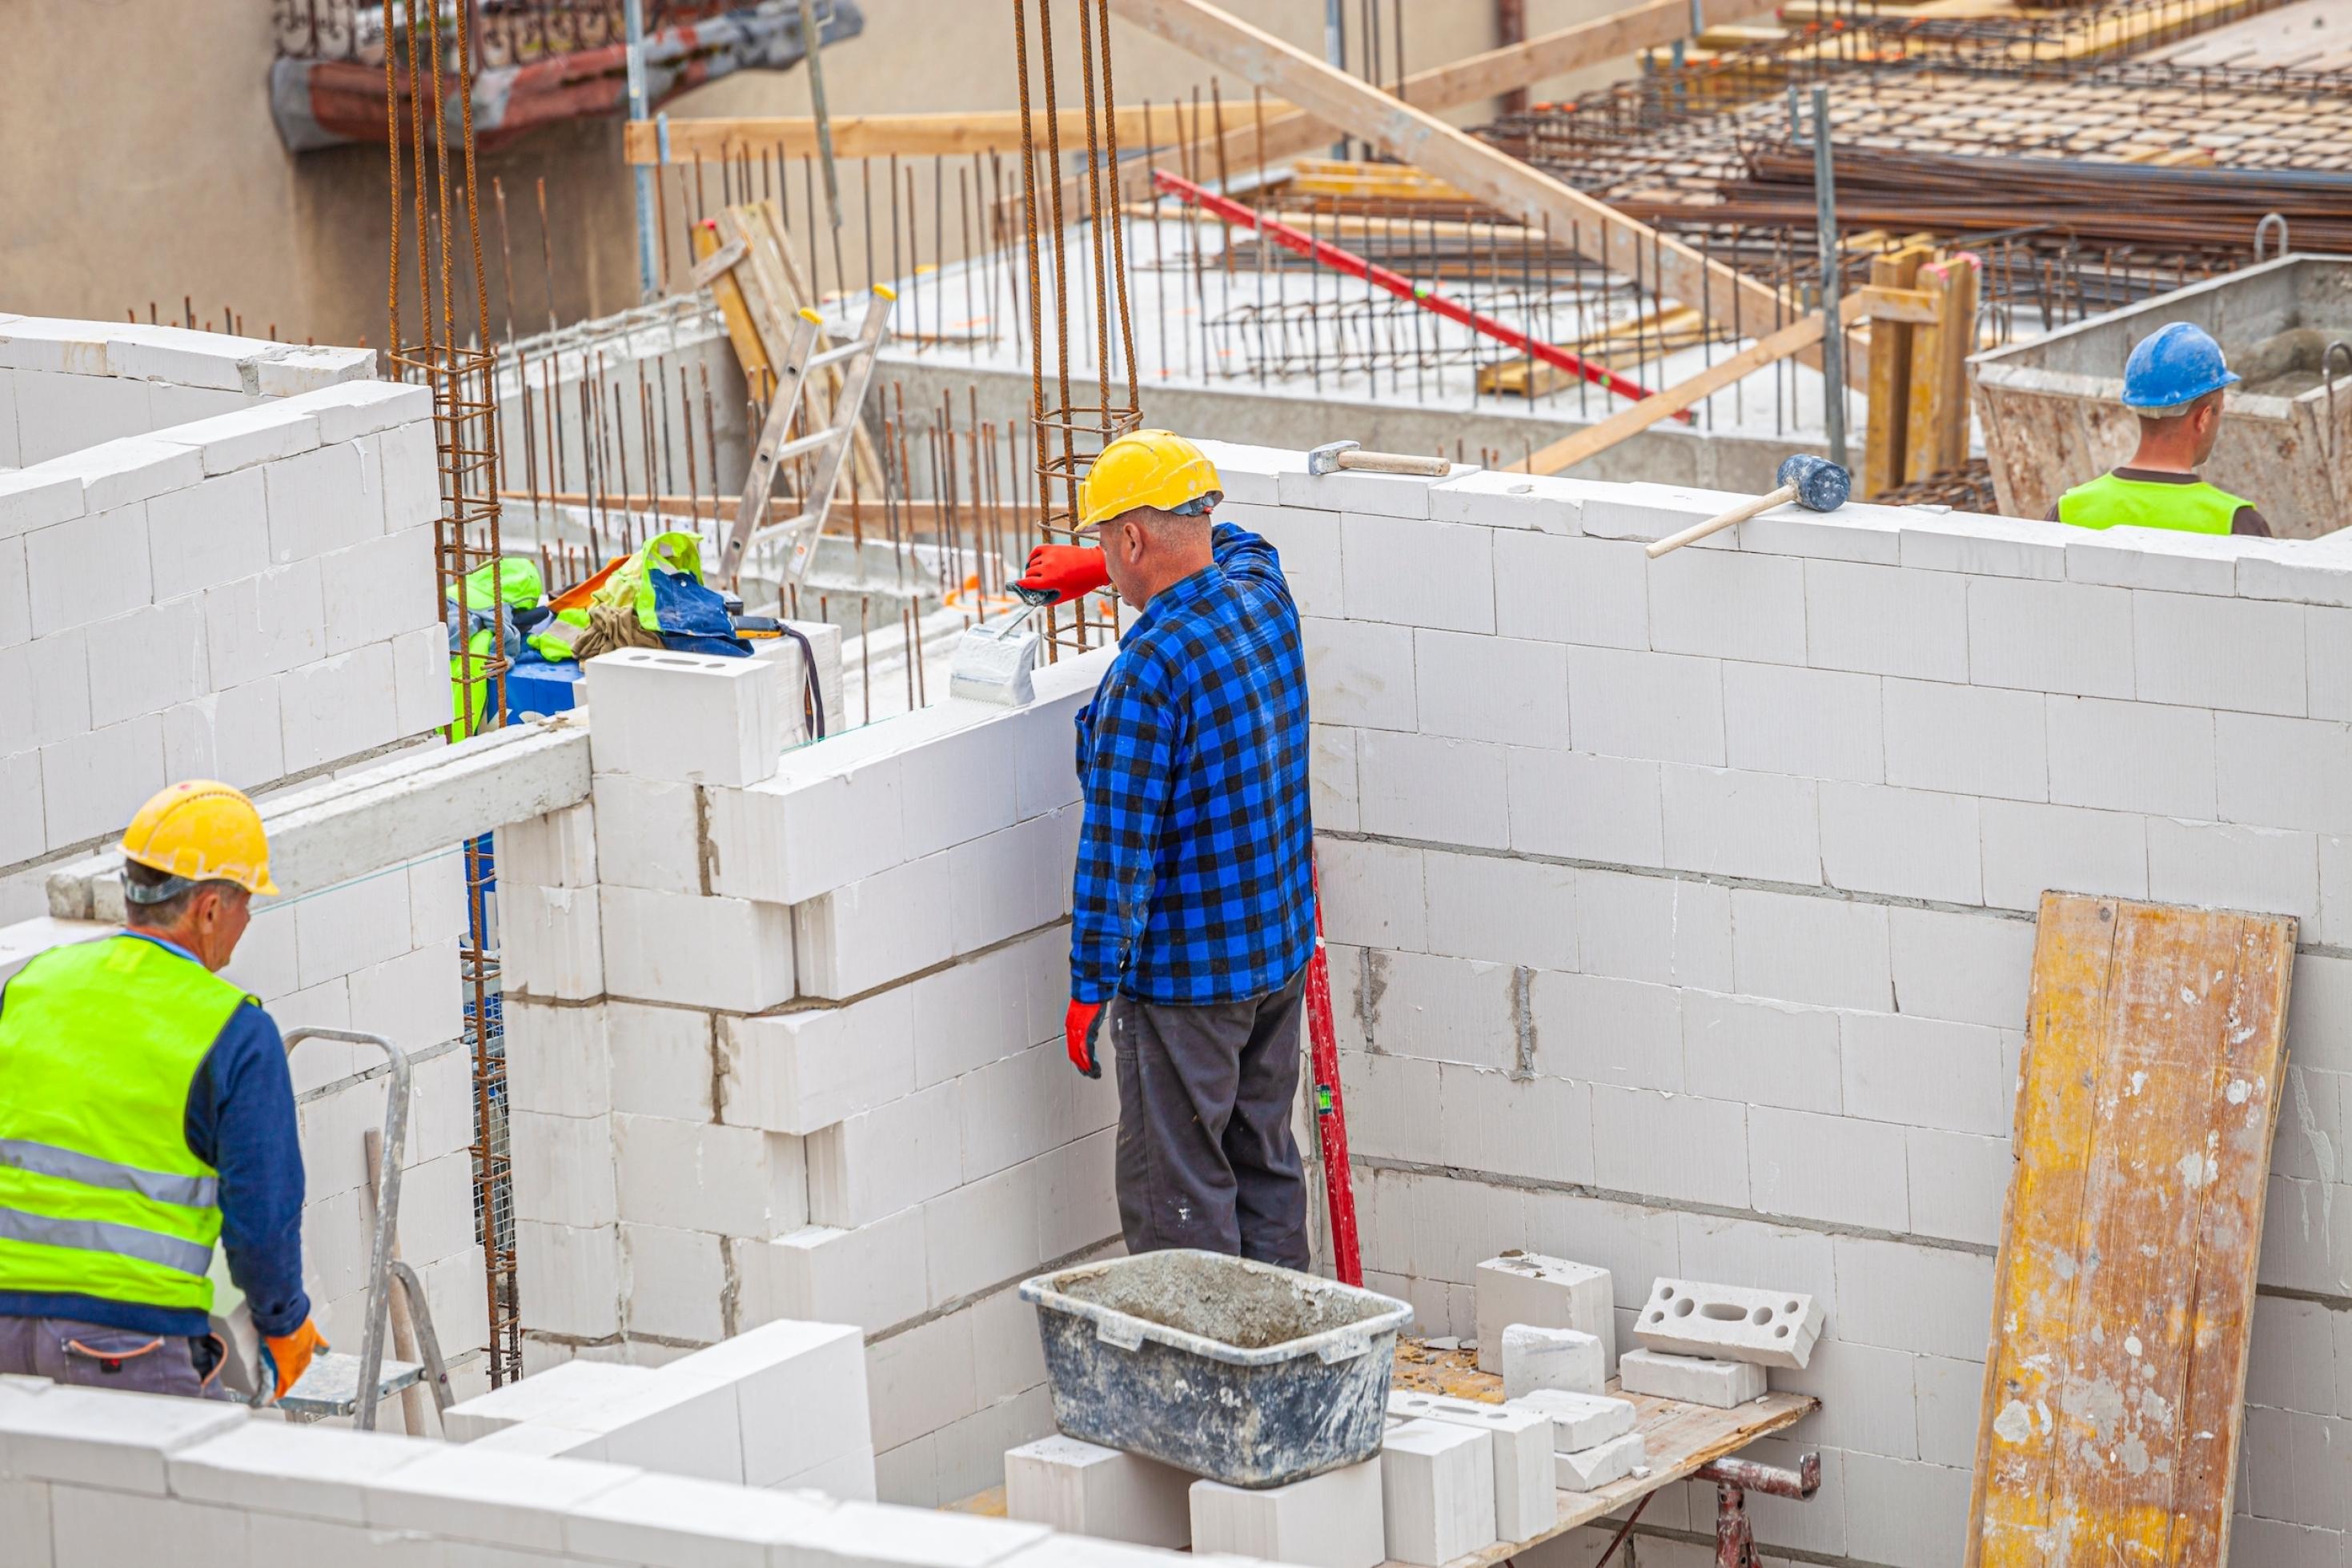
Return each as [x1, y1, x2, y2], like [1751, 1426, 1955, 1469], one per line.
[0, 1315, 227, 1398]
[1109, 967, 1311, 1269]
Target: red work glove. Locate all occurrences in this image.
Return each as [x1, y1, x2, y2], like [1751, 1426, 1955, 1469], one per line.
[1066, 998, 1106, 1079]
[261, 1317, 329, 1402]
[1015, 544, 1111, 608]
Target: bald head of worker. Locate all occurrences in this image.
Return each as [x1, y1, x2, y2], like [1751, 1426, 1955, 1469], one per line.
[1087, 503, 1215, 611]
[2132, 387, 2227, 471]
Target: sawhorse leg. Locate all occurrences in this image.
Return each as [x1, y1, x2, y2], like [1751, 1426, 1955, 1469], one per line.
[1584, 1452, 1821, 1568]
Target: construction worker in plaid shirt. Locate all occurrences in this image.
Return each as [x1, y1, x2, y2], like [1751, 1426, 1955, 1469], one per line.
[1013, 431, 1315, 1269]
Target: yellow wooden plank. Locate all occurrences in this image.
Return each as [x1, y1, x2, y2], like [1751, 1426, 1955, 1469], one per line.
[691, 221, 773, 399]
[1863, 249, 1925, 497]
[1966, 894, 2294, 1568]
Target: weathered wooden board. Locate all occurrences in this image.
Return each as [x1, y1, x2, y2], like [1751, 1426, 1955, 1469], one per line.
[1966, 893, 2296, 1568]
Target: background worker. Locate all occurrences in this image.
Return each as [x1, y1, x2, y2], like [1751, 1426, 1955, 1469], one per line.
[1015, 431, 1317, 1270]
[2053, 321, 2271, 536]
[0, 782, 325, 1402]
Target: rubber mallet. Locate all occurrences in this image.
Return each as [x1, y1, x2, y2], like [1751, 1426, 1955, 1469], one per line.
[1645, 454, 1851, 559]
[1306, 439, 1452, 478]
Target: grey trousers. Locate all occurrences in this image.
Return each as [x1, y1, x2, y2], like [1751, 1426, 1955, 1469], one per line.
[1109, 968, 1311, 1269]
[0, 1316, 225, 1398]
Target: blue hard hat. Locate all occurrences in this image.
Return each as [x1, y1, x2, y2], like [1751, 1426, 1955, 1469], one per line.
[2121, 322, 2238, 411]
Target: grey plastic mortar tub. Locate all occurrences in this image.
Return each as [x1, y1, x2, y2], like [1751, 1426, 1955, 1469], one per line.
[1018, 1249, 1414, 1489]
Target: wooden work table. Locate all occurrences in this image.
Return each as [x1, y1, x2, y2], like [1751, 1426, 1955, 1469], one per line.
[949, 1337, 1820, 1566]
[1387, 1341, 1818, 1567]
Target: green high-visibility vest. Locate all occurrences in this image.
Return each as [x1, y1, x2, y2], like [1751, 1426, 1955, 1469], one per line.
[0, 935, 249, 1314]
[2057, 471, 2250, 535]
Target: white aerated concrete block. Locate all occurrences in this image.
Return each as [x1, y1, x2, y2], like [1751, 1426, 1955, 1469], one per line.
[500, 883, 605, 1001]
[1383, 1394, 1555, 1544]
[1511, 1389, 1638, 1453]
[586, 647, 797, 787]
[1475, 1253, 1613, 1375]
[707, 756, 905, 907]
[157, 399, 322, 475]
[675, 1319, 872, 1488]
[0, 1383, 247, 1494]
[1005, 1435, 1192, 1549]
[720, 993, 916, 1136]
[1615, 1349, 1767, 1410]
[1634, 1278, 1822, 1369]
[600, 885, 795, 1012]
[740, 1211, 929, 1333]
[1189, 1458, 1385, 1568]
[1501, 1324, 1604, 1400]
[793, 853, 954, 1001]
[442, 1359, 658, 1442]
[1553, 1430, 1644, 1494]
[590, 773, 700, 893]
[614, 1112, 806, 1238]
[1382, 1418, 1498, 1566]
[496, 801, 600, 889]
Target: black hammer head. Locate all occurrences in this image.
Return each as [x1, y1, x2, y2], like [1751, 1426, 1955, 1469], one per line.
[1776, 453, 1852, 512]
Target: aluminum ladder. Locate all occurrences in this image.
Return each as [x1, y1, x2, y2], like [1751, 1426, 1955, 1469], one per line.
[716, 283, 895, 592]
[269, 1027, 455, 1430]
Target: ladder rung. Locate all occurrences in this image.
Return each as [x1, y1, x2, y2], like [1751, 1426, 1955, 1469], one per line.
[772, 426, 848, 463]
[806, 341, 869, 370]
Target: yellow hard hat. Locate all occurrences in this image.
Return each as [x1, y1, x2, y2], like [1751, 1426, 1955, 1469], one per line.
[1078, 431, 1224, 529]
[120, 780, 278, 900]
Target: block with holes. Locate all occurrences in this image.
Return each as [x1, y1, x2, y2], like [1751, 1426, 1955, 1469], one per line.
[1632, 1278, 1822, 1369]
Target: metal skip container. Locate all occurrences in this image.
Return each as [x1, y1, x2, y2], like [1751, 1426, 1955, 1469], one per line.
[1971, 254, 2352, 536]
[1019, 1250, 1414, 1489]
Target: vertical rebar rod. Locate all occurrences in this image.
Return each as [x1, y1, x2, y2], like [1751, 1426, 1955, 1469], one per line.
[1812, 84, 1848, 470]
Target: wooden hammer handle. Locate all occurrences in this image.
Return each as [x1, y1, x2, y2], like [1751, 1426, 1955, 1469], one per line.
[1337, 449, 1452, 477]
[1646, 482, 1796, 559]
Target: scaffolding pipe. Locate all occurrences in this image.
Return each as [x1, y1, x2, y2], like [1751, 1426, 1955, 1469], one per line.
[1812, 85, 1847, 470]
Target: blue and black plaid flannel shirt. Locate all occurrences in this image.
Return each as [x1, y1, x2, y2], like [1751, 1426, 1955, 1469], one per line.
[1070, 522, 1314, 1006]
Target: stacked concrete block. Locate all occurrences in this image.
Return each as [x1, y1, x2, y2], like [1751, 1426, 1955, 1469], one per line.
[1, 327, 438, 924]
[1381, 1418, 1498, 1566]
[1513, 1389, 1638, 1453]
[1385, 1392, 1556, 1543]
[1634, 1279, 1822, 1369]
[2, 1374, 1243, 1567]
[1554, 1431, 1644, 1493]
[1500, 1324, 1605, 1399]
[1189, 1458, 1386, 1568]
[1005, 1435, 1193, 1549]
[1615, 1349, 1767, 1410]
[1475, 1253, 1615, 1374]
[490, 647, 1124, 1502]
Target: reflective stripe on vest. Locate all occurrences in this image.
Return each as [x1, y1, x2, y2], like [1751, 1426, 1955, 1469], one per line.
[2056, 471, 2249, 535]
[0, 1137, 219, 1208]
[0, 935, 246, 1313]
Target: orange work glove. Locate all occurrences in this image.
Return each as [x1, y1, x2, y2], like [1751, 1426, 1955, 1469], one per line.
[1065, 998, 1106, 1079]
[262, 1317, 329, 1402]
[1014, 545, 1111, 608]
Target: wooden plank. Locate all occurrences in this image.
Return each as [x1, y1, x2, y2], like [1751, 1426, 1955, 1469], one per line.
[1966, 893, 2295, 1568]
[1862, 248, 1928, 497]
[624, 104, 1299, 163]
[1904, 260, 1959, 483]
[1108, 0, 1808, 369]
[1934, 253, 1982, 473]
[1517, 307, 1843, 475]
[1856, 284, 1940, 325]
[691, 222, 773, 401]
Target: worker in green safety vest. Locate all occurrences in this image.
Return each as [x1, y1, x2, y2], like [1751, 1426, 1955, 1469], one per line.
[2050, 322, 2272, 537]
[0, 782, 326, 1402]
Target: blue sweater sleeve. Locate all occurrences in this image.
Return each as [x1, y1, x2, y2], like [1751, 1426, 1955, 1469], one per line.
[185, 1004, 312, 1338]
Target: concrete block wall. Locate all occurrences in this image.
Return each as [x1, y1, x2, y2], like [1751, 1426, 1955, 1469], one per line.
[0, 1375, 1271, 1568]
[500, 644, 1126, 1507]
[1195, 438, 2352, 1568]
[0, 315, 440, 924]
